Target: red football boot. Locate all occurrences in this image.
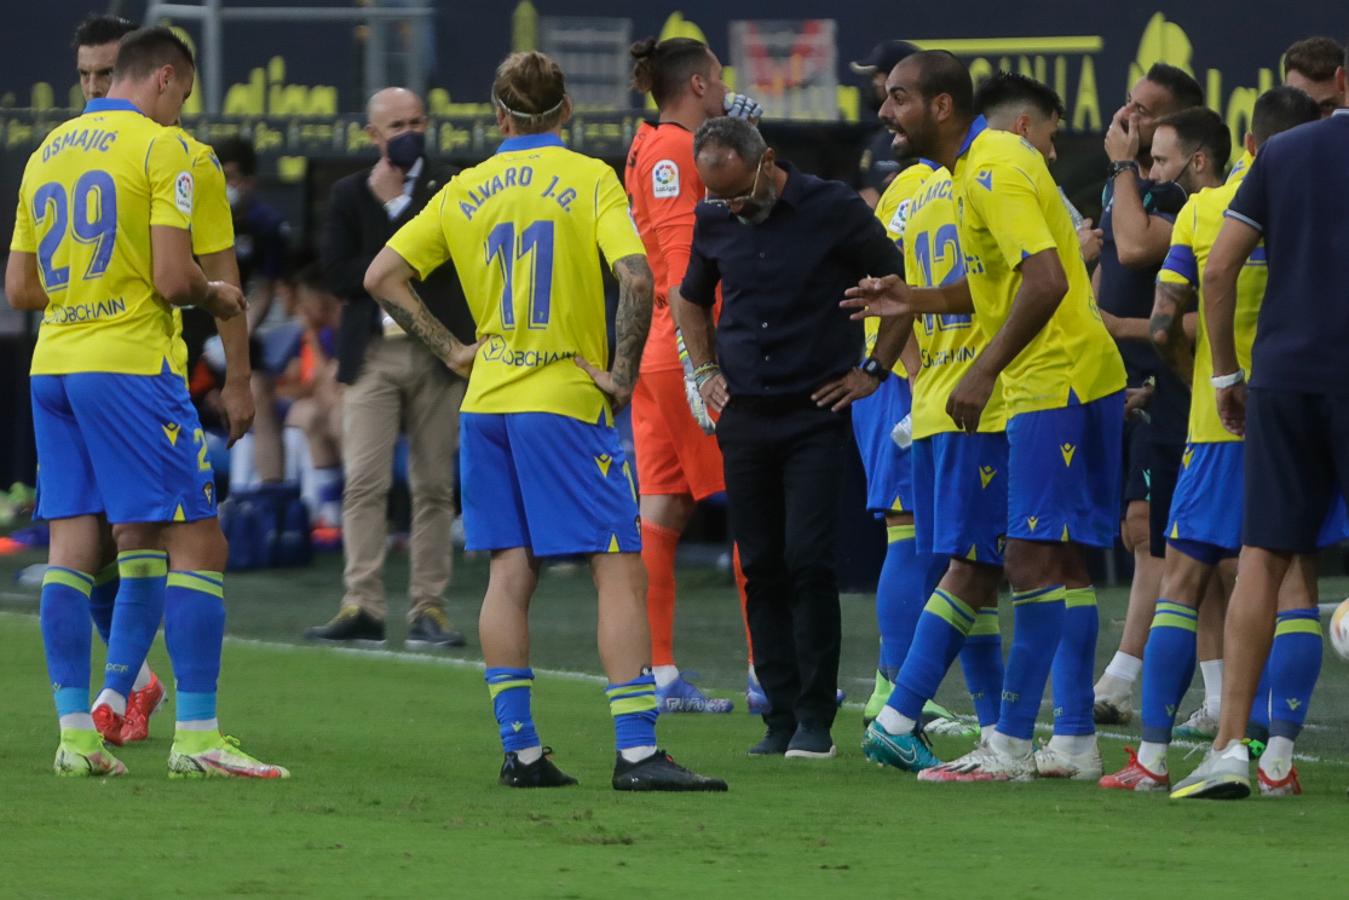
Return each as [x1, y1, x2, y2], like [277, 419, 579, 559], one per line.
[122, 672, 167, 743]
[92, 703, 127, 747]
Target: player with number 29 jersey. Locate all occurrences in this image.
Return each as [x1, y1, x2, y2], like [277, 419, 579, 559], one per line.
[12, 97, 218, 525]
[389, 133, 648, 557]
[14, 98, 194, 377]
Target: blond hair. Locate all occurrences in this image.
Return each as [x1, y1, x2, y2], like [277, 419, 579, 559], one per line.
[492, 51, 568, 134]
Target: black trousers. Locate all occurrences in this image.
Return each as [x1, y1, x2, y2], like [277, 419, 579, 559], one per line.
[716, 397, 851, 733]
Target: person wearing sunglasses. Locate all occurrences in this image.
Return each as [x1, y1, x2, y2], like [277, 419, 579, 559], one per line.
[671, 116, 910, 760]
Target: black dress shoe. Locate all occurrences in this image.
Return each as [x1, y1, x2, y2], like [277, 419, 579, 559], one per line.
[499, 747, 578, 788]
[785, 724, 837, 759]
[747, 728, 793, 756]
[406, 609, 466, 649]
[304, 607, 385, 647]
[612, 749, 728, 792]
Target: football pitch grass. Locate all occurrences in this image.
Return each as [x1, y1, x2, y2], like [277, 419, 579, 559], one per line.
[2, 548, 1348, 897]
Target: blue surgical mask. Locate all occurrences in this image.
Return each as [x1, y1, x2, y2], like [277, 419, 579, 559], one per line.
[386, 131, 425, 170]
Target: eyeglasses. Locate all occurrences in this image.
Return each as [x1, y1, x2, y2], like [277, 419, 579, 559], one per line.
[704, 155, 765, 208]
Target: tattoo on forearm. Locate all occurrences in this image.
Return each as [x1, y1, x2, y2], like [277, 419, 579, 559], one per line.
[373, 285, 461, 365]
[1152, 282, 1195, 383]
[611, 254, 653, 392]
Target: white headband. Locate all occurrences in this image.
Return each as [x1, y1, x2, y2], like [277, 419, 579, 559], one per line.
[493, 92, 566, 121]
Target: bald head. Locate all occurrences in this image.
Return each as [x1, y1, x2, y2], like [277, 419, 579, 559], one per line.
[367, 87, 424, 129]
[365, 87, 427, 162]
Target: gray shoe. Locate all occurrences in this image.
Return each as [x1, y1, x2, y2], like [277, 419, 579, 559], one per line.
[405, 610, 466, 649]
[1170, 744, 1251, 800]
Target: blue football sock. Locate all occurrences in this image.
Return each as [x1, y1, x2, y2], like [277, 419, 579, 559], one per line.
[1139, 599, 1198, 744]
[40, 567, 95, 722]
[887, 589, 976, 720]
[1249, 662, 1272, 732]
[164, 571, 226, 725]
[959, 607, 1004, 728]
[88, 563, 118, 644]
[1050, 586, 1099, 736]
[1267, 609, 1322, 740]
[102, 551, 167, 699]
[875, 524, 945, 681]
[485, 667, 540, 752]
[606, 672, 659, 751]
[996, 586, 1066, 740]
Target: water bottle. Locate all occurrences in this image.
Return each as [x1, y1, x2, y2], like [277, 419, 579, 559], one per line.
[1059, 187, 1086, 229]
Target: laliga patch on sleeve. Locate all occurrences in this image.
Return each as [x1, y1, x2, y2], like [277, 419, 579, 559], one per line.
[175, 171, 194, 216]
[651, 159, 680, 199]
[888, 199, 913, 236]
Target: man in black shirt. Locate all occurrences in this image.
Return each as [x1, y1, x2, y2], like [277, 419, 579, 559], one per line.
[672, 117, 908, 759]
[1090, 63, 1205, 726]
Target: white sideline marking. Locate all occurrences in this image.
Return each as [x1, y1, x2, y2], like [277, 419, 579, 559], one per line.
[0, 611, 1342, 765]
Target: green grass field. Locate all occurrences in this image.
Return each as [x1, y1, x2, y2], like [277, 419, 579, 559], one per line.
[2, 547, 1347, 898]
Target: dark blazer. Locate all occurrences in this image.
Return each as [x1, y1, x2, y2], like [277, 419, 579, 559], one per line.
[321, 159, 476, 385]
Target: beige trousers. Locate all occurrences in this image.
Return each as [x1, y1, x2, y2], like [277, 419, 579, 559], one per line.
[340, 338, 464, 620]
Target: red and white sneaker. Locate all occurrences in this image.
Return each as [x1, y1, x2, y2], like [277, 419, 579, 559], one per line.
[1098, 747, 1169, 792]
[917, 743, 1037, 783]
[91, 703, 127, 747]
[1257, 763, 1302, 797]
[122, 673, 167, 743]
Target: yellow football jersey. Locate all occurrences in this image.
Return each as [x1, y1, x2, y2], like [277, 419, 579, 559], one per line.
[165, 127, 237, 376]
[902, 163, 1008, 438]
[388, 134, 646, 423]
[864, 161, 934, 377]
[12, 99, 195, 376]
[1157, 152, 1264, 444]
[179, 127, 234, 258]
[952, 119, 1125, 416]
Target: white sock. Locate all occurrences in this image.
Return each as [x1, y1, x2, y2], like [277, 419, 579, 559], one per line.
[1137, 740, 1168, 774]
[93, 689, 127, 716]
[176, 718, 219, 733]
[876, 705, 917, 735]
[1103, 651, 1143, 684]
[515, 744, 543, 765]
[1048, 733, 1098, 756]
[620, 745, 658, 764]
[980, 724, 996, 745]
[132, 662, 152, 693]
[1200, 659, 1224, 717]
[989, 730, 1032, 759]
[653, 665, 679, 688]
[314, 465, 343, 526]
[1261, 736, 1294, 775]
[59, 713, 95, 731]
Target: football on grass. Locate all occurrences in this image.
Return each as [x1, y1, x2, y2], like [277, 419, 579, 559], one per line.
[1330, 599, 1349, 662]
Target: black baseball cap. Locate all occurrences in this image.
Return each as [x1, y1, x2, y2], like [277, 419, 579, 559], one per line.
[850, 40, 920, 76]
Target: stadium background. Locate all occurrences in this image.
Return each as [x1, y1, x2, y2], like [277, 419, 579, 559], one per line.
[3, 5, 1349, 894]
[5, 2, 1347, 584]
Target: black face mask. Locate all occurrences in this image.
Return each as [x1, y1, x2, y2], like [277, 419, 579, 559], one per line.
[386, 131, 425, 170]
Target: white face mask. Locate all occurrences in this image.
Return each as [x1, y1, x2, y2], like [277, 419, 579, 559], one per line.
[225, 184, 241, 208]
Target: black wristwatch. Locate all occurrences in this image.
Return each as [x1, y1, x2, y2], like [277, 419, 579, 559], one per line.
[860, 356, 890, 381]
[1108, 160, 1140, 179]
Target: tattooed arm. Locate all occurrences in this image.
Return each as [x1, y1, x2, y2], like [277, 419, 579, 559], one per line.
[1150, 280, 1195, 387]
[574, 253, 653, 412]
[364, 246, 477, 377]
